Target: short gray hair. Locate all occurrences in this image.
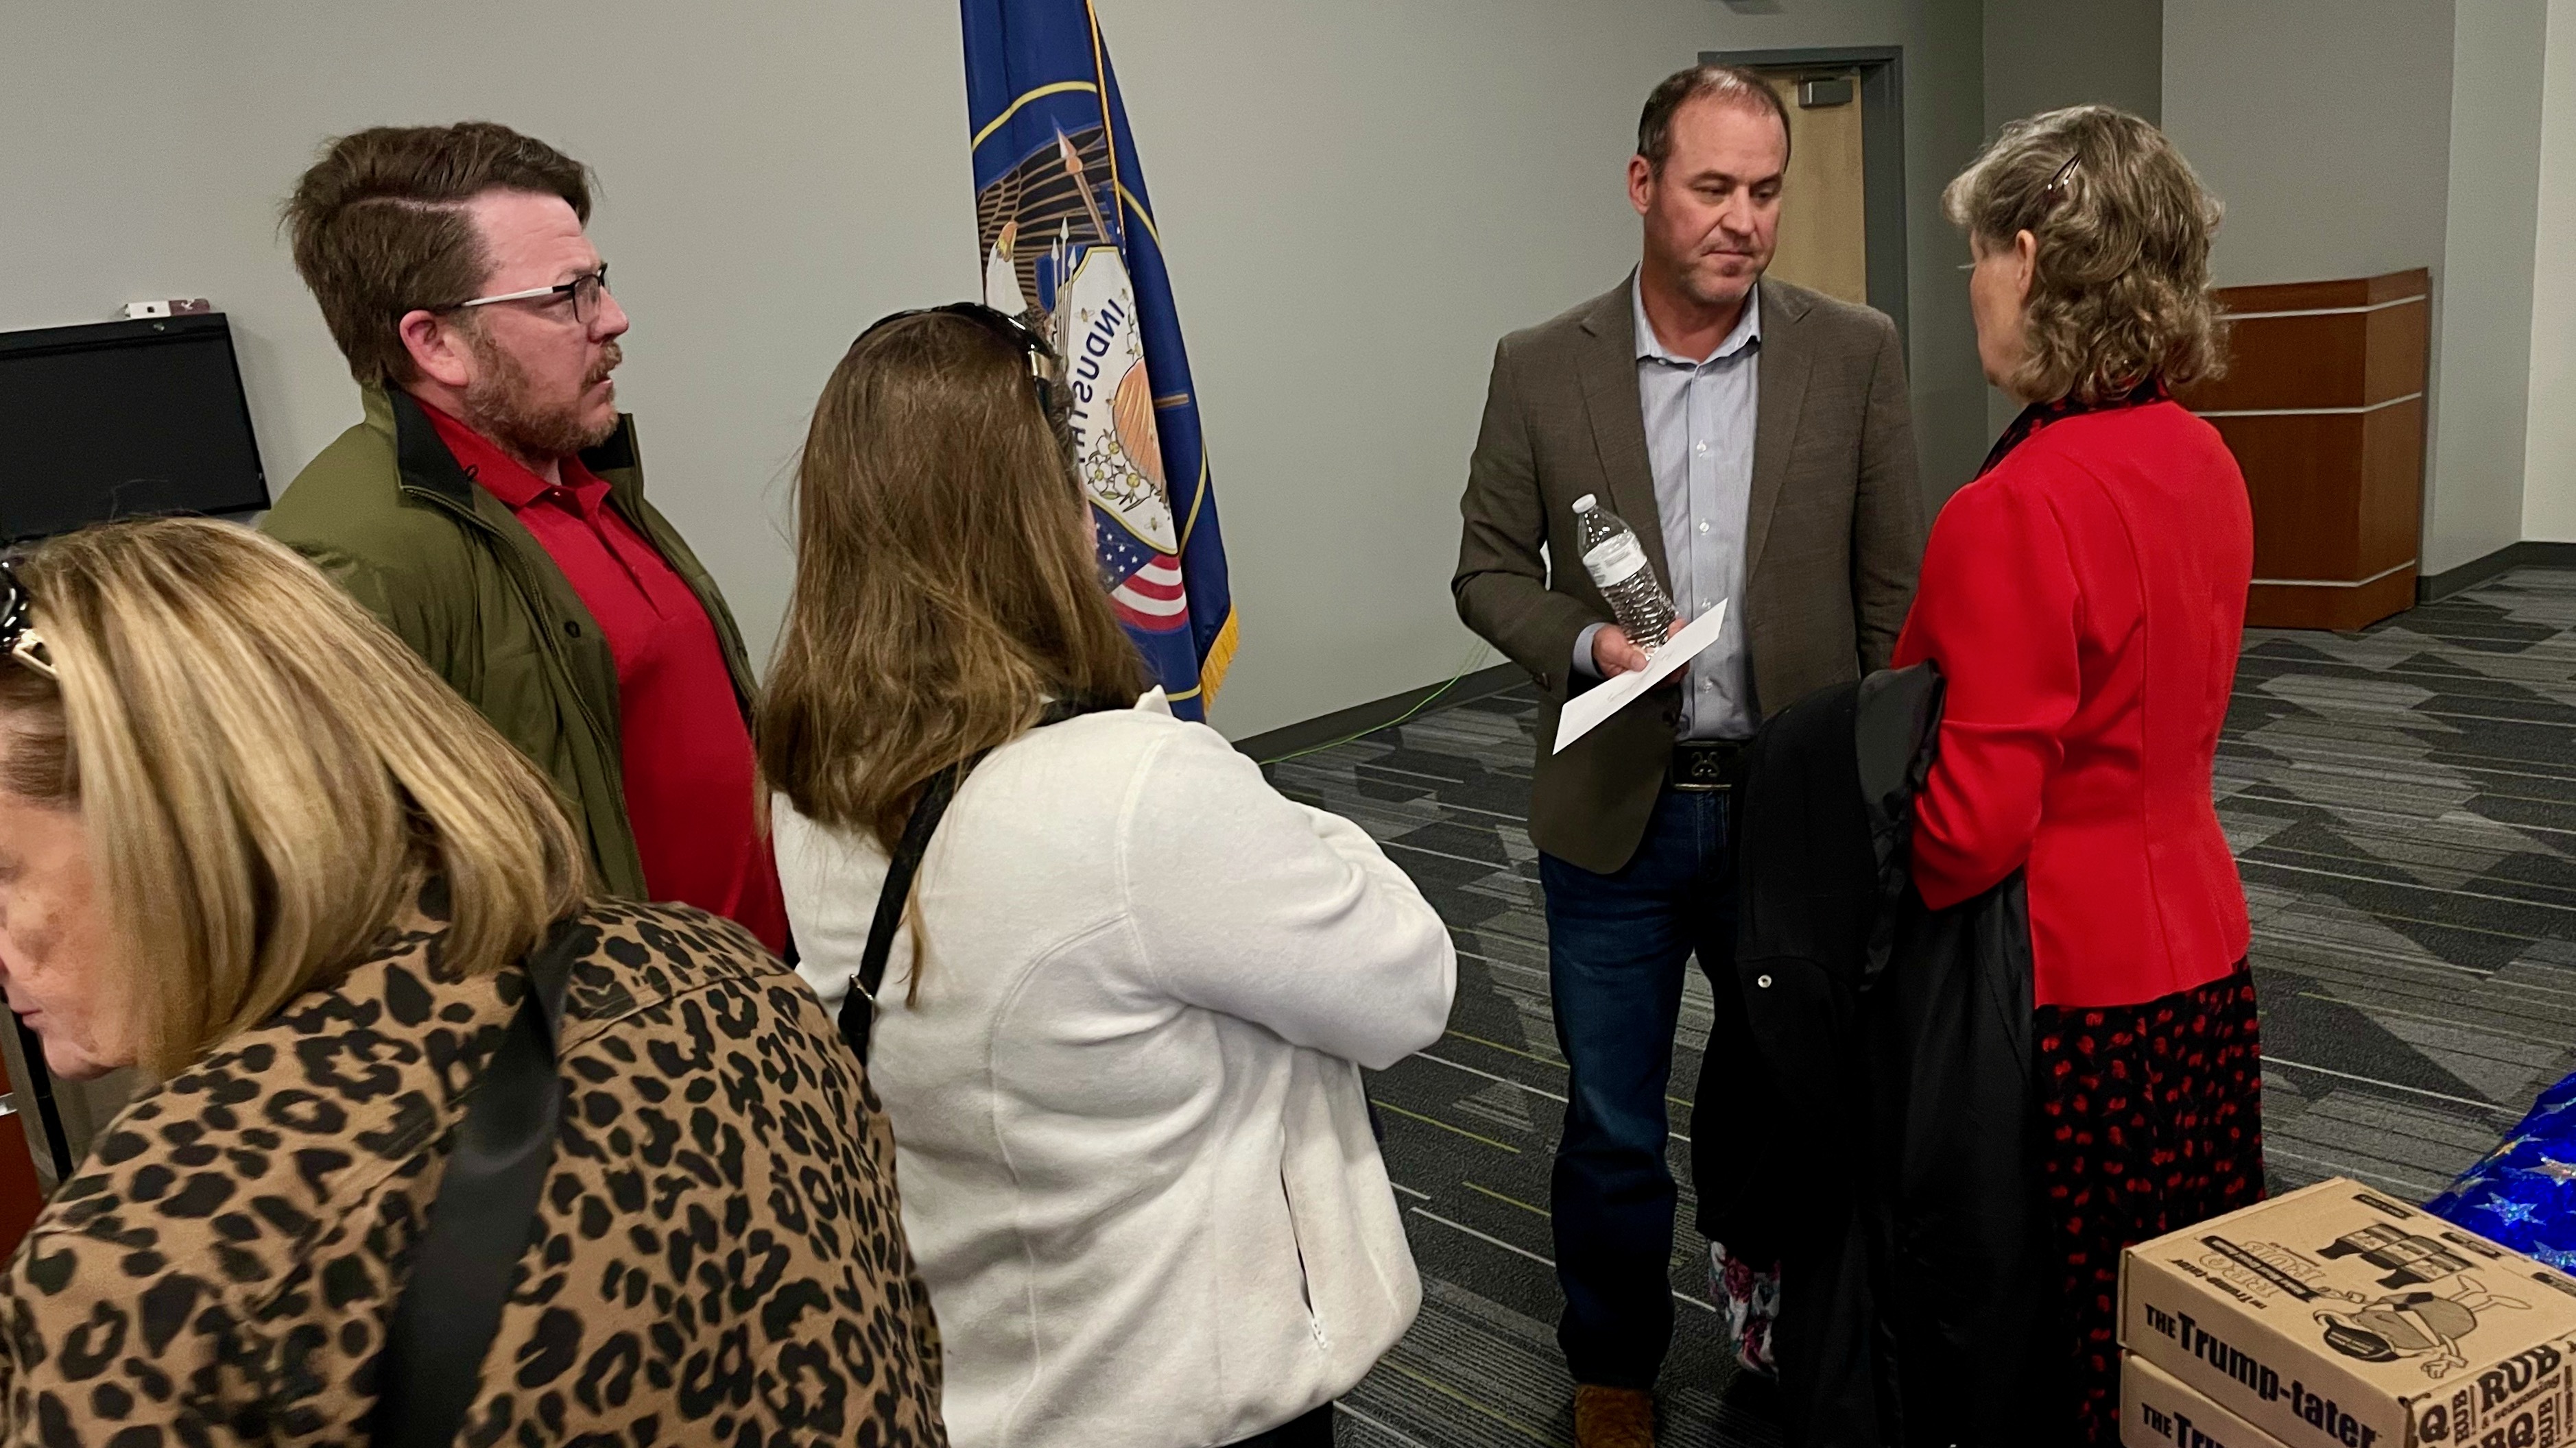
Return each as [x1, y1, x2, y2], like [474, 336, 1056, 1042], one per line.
[1944, 105, 2228, 403]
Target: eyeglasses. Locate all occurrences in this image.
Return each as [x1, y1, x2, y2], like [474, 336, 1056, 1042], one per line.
[433, 264, 612, 326]
[0, 559, 55, 681]
[857, 301, 1064, 417]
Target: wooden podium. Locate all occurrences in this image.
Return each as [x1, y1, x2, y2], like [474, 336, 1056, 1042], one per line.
[2175, 269, 2429, 630]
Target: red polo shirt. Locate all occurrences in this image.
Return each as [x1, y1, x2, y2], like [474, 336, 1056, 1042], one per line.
[422, 404, 789, 955]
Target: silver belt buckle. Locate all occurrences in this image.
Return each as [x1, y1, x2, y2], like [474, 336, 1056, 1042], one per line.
[1671, 747, 1732, 792]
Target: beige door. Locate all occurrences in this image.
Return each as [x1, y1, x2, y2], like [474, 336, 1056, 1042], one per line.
[1757, 71, 1869, 306]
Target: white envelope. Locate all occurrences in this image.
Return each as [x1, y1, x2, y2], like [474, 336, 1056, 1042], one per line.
[1551, 602, 1729, 755]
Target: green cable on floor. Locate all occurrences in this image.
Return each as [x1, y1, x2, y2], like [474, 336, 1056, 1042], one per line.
[1258, 646, 1499, 767]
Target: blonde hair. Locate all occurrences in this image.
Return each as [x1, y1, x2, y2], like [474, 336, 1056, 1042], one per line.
[757, 310, 1144, 854]
[1943, 105, 2227, 404]
[0, 518, 587, 1077]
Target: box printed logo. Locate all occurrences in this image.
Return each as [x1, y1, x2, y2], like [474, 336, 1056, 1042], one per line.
[2191, 1211, 2533, 1380]
[2128, 1181, 2576, 1448]
[2313, 1279, 2531, 1380]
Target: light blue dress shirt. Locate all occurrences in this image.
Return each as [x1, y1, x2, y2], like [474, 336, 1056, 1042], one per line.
[1572, 274, 1762, 740]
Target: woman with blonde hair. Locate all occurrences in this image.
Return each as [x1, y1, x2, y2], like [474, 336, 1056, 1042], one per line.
[764, 305, 1456, 1448]
[0, 519, 944, 1447]
[1894, 105, 2261, 1441]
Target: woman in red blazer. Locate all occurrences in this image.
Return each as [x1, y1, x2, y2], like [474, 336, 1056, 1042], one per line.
[1895, 106, 2258, 1443]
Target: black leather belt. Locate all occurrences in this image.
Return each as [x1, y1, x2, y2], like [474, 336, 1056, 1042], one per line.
[1669, 738, 1745, 792]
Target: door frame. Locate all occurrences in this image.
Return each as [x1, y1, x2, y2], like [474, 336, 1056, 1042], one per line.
[1701, 45, 1909, 346]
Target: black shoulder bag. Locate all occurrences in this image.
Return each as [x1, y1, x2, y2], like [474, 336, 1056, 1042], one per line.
[372, 918, 584, 1448]
[839, 699, 1110, 1065]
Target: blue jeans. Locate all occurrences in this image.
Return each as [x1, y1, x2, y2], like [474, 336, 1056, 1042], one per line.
[1539, 785, 1739, 1390]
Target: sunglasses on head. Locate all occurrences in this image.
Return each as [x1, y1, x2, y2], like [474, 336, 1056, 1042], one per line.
[0, 557, 55, 681]
[856, 302, 1065, 418]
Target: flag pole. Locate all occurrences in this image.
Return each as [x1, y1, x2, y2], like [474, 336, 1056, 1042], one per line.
[1084, 0, 1127, 246]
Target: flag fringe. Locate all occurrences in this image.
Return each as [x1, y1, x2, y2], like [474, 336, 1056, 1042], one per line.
[1198, 607, 1241, 702]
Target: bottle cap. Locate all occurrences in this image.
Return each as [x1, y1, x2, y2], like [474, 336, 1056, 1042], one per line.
[1573, 494, 1597, 511]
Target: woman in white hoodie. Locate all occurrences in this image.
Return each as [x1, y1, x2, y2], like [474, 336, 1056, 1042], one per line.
[759, 304, 1457, 1448]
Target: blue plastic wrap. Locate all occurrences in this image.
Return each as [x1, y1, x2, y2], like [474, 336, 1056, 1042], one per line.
[2427, 1070, 2576, 1272]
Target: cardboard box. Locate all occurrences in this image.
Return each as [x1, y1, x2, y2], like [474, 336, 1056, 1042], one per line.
[2127, 1351, 2294, 1448]
[2121, 1177, 2576, 1448]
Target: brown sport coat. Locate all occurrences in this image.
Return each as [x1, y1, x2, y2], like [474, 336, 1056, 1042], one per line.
[1453, 276, 1926, 874]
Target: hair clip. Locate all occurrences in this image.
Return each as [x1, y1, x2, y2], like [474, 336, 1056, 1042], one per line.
[0, 557, 56, 681]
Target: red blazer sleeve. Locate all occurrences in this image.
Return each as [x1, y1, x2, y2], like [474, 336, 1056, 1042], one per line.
[1893, 474, 2082, 908]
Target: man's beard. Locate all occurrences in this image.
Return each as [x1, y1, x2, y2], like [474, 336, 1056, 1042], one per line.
[461, 329, 623, 469]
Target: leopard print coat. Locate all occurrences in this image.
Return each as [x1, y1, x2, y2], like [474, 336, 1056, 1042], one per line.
[0, 888, 946, 1446]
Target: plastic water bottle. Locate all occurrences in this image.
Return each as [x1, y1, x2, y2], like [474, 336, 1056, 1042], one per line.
[1573, 494, 1676, 654]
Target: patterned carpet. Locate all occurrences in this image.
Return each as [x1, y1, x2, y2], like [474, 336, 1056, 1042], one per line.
[1263, 566, 2576, 1448]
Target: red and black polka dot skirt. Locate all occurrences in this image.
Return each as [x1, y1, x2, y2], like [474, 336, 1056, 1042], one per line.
[2038, 965, 2265, 1445]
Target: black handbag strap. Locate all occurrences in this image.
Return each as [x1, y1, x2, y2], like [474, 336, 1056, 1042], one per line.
[837, 699, 1112, 1065]
[836, 753, 981, 1065]
[373, 917, 584, 1448]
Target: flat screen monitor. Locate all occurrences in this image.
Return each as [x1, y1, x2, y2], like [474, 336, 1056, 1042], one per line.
[0, 313, 268, 543]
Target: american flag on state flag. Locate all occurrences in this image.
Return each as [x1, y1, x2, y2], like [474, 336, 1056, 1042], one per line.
[1096, 526, 1189, 631]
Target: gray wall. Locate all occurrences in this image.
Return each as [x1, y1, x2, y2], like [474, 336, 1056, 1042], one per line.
[2162, 0, 2463, 574]
[0, 0, 1989, 740]
[2524, 0, 2576, 541]
[2162, 0, 2457, 289]
[0, 0, 976, 699]
[11, 3, 2567, 740]
[1105, 0, 1985, 732]
[2431, 0, 2550, 571]
[1909, 0, 2000, 506]
[1983, 0, 2162, 126]
[997, 0, 1988, 727]
[1979, 0, 2164, 435]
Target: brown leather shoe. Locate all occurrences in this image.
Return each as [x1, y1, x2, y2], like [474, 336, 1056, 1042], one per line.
[1573, 1384, 1656, 1447]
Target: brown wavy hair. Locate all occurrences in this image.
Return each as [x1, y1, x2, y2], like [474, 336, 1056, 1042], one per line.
[758, 311, 1144, 854]
[283, 122, 593, 387]
[1943, 105, 2227, 403]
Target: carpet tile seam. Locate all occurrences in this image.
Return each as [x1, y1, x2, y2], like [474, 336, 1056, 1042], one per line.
[1298, 565, 2573, 1447]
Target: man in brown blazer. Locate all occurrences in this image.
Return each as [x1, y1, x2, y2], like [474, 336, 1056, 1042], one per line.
[1452, 64, 1922, 1447]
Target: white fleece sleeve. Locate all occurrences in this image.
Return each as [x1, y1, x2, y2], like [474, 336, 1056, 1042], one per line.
[1118, 723, 1457, 1070]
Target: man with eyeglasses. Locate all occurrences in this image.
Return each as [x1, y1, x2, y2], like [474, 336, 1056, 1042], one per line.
[263, 122, 788, 955]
